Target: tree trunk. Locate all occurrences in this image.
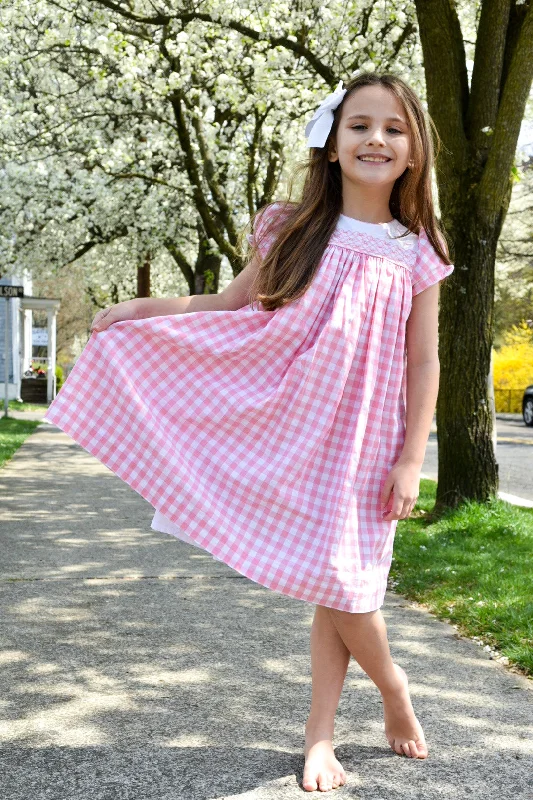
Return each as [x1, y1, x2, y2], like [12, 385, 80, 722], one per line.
[436, 208, 500, 509]
[488, 345, 497, 461]
[194, 224, 221, 295]
[415, 0, 533, 512]
[137, 253, 151, 298]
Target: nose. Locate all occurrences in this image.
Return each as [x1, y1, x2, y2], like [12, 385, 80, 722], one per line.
[364, 127, 387, 146]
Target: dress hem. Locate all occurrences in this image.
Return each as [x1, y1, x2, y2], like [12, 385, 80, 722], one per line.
[44, 408, 386, 614]
[148, 507, 387, 614]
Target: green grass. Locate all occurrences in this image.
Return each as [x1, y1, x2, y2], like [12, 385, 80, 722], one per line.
[0, 416, 43, 468]
[391, 479, 533, 676]
[8, 399, 49, 412]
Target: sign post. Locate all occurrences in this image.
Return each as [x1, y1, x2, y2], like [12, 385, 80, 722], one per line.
[1, 285, 24, 419]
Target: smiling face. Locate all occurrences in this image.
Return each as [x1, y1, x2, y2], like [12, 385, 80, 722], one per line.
[328, 84, 413, 189]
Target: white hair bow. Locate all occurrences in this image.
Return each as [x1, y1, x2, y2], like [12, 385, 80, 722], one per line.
[305, 72, 364, 148]
[305, 79, 347, 148]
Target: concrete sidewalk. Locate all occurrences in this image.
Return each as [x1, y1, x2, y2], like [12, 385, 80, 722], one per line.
[0, 422, 531, 800]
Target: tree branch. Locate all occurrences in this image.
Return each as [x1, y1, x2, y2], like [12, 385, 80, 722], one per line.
[478, 3, 533, 220]
[168, 90, 238, 265]
[164, 240, 195, 294]
[414, 0, 470, 174]
[467, 0, 511, 152]
[93, 2, 337, 84]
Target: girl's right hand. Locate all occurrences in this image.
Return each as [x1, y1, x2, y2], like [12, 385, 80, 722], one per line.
[90, 299, 144, 333]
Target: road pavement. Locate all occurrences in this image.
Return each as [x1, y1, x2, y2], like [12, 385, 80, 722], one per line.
[422, 413, 533, 504]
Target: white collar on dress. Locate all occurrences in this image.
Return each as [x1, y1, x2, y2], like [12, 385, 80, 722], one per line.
[337, 213, 418, 248]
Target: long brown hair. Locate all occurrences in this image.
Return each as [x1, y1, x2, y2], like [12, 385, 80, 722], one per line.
[247, 71, 453, 312]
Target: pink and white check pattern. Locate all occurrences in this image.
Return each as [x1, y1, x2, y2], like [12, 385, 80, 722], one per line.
[44, 205, 453, 612]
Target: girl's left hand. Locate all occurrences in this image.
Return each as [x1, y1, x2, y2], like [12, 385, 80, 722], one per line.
[380, 459, 421, 521]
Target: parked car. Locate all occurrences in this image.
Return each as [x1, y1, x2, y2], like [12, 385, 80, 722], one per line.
[523, 385, 533, 427]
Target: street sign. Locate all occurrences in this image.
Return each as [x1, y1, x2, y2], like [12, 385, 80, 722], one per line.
[2, 286, 24, 417]
[32, 328, 48, 346]
[0, 285, 24, 298]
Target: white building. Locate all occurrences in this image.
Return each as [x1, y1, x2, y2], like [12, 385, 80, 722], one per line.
[0, 273, 61, 405]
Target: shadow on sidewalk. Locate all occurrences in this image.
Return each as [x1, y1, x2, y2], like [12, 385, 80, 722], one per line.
[0, 424, 531, 799]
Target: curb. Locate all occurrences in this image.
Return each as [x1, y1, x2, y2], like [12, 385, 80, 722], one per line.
[420, 472, 533, 508]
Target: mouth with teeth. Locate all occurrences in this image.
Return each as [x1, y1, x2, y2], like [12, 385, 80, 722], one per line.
[357, 155, 392, 163]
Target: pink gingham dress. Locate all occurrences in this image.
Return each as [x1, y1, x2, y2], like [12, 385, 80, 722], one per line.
[43, 205, 454, 613]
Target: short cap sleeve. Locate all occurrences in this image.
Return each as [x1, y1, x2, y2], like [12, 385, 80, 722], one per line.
[411, 227, 454, 297]
[246, 202, 288, 258]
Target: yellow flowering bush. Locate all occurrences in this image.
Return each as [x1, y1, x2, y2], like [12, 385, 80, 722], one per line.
[493, 321, 533, 412]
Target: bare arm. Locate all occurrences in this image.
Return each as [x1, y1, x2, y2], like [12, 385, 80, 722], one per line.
[91, 253, 261, 332]
[380, 282, 442, 521]
[399, 282, 441, 466]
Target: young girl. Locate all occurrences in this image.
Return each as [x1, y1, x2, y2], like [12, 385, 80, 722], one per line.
[44, 71, 453, 793]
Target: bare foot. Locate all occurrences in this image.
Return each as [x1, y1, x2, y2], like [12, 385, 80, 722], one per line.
[302, 720, 347, 792]
[382, 663, 428, 759]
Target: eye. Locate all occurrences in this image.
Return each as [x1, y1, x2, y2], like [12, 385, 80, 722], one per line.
[351, 125, 403, 134]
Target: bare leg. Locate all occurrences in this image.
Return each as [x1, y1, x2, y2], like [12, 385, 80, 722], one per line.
[328, 607, 428, 759]
[303, 605, 350, 792]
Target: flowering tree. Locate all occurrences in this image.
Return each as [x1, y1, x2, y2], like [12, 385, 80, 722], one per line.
[0, 0, 420, 299]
